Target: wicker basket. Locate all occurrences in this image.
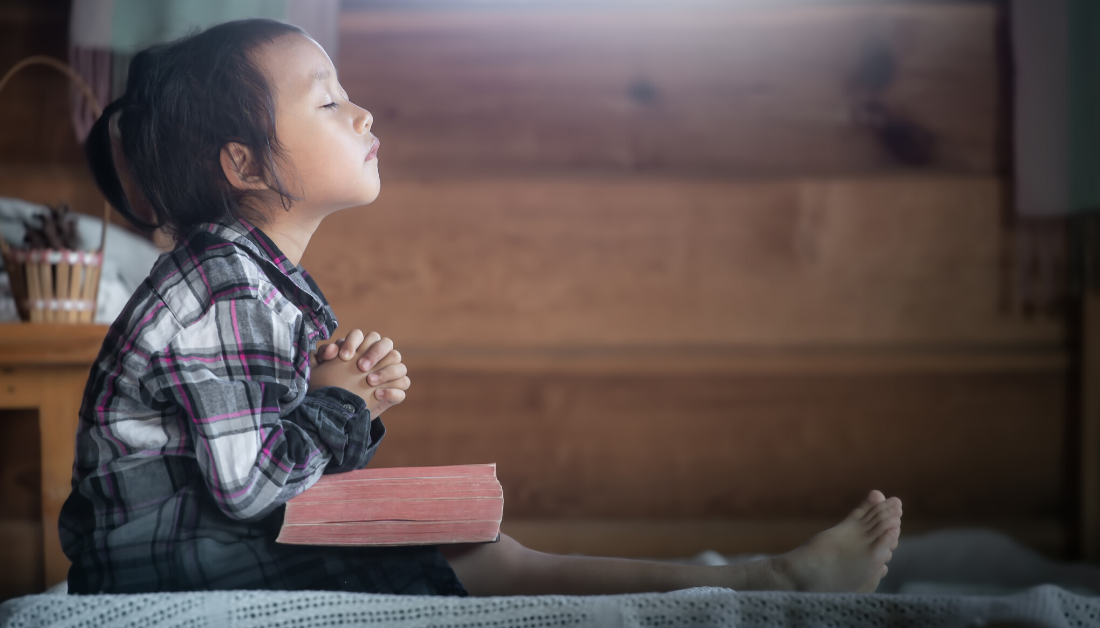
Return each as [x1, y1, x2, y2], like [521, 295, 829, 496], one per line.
[0, 56, 109, 324]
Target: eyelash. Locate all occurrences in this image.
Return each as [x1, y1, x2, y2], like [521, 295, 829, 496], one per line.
[323, 102, 340, 110]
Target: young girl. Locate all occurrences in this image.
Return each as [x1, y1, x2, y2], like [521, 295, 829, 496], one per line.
[61, 18, 903, 597]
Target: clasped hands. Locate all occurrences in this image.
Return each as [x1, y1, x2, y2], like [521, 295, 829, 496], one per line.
[308, 329, 410, 417]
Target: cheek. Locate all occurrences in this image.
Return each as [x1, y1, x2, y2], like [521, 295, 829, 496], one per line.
[291, 134, 345, 183]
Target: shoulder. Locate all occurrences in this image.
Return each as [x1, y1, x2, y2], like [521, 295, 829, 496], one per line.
[141, 230, 302, 344]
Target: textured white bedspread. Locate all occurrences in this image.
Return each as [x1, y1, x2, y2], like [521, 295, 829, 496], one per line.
[2, 585, 1097, 628]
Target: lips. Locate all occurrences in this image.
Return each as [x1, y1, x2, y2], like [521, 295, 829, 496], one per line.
[366, 137, 380, 161]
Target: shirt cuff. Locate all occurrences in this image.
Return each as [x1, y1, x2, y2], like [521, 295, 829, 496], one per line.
[306, 386, 385, 474]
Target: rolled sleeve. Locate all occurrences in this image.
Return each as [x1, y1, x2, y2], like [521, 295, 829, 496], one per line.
[301, 386, 386, 474]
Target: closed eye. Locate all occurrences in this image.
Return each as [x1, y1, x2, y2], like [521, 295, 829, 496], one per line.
[323, 102, 339, 110]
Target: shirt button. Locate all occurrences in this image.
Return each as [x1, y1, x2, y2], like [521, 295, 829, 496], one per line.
[342, 403, 355, 413]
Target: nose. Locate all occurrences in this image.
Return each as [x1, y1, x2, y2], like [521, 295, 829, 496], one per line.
[354, 104, 373, 135]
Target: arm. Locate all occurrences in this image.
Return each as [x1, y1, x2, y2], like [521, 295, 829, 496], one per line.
[151, 297, 383, 521]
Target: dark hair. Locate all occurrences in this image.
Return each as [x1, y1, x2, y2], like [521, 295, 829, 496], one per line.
[85, 18, 305, 239]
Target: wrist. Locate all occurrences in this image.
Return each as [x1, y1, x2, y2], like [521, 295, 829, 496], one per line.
[308, 385, 370, 412]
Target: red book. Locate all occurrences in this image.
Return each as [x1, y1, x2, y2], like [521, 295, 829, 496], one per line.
[276, 464, 503, 546]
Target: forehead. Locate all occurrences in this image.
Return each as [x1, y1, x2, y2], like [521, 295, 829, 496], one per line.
[257, 33, 335, 98]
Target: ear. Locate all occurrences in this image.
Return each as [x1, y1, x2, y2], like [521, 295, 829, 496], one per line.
[220, 142, 269, 191]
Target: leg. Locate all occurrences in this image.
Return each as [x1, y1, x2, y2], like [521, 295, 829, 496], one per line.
[441, 533, 770, 596]
[442, 491, 902, 596]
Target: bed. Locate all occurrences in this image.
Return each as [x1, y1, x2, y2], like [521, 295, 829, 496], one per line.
[2, 584, 1098, 628]
[5, 530, 1099, 628]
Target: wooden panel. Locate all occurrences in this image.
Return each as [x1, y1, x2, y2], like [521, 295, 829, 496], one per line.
[0, 369, 44, 407]
[338, 2, 1003, 177]
[0, 166, 108, 221]
[37, 366, 91, 587]
[500, 518, 1066, 559]
[0, 2, 82, 166]
[0, 520, 43, 601]
[0, 408, 42, 601]
[0, 323, 108, 367]
[367, 364, 1065, 521]
[394, 345, 1068, 376]
[0, 409, 39, 521]
[304, 176, 1062, 348]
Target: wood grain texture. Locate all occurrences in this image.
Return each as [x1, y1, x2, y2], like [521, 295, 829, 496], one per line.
[366, 365, 1066, 521]
[337, 2, 1003, 177]
[0, 2, 82, 166]
[304, 176, 1061, 348]
[0, 166, 107, 221]
[500, 518, 1067, 559]
[0, 409, 42, 601]
[0, 325, 107, 588]
[0, 519, 42, 601]
[0, 409, 39, 521]
[37, 367, 91, 586]
[0, 323, 109, 366]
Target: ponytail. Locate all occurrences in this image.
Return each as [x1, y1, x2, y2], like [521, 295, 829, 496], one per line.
[81, 18, 304, 240]
[85, 98, 159, 232]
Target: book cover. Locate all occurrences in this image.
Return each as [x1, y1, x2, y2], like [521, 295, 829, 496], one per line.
[276, 464, 503, 546]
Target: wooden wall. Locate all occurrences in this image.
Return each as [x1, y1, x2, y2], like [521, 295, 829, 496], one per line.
[0, 0, 1072, 567]
[0, 1, 111, 221]
[0, 0, 71, 600]
[307, 0, 1072, 557]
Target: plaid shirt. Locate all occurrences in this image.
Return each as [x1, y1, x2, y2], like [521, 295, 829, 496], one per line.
[60, 218, 465, 596]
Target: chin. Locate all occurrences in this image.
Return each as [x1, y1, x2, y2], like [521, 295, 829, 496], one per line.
[362, 164, 381, 204]
[361, 181, 381, 205]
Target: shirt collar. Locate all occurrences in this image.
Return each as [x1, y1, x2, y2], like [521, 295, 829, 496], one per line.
[194, 216, 338, 339]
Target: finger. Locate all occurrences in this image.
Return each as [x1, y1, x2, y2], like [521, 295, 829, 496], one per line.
[367, 363, 407, 386]
[358, 336, 394, 371]
[316, 343, 339, 363]
[375, 387, 406, 403]
[364, 331, 382, 347]
[383, 376, 411, 392]
[340, 329, 365, 360]
[368, 349, 401, 374]
[353, 332, 382, 364]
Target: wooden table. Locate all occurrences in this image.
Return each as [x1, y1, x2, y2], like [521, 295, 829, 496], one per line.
[0, 323, 107, 587]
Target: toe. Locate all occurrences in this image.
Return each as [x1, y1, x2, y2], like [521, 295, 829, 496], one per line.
[861, 499, 897, 526]
[875, 528, 901, 557]
[868, 504, 900, 527]
[849, 490, 887, 522]
[871, 516, 901, 538]
[885, 497, 902, 516]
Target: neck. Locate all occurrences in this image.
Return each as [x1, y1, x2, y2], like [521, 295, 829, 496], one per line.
[253, 207, 323, 267]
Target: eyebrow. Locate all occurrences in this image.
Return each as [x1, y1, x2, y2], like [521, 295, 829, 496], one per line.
[308, 68, 331, 91]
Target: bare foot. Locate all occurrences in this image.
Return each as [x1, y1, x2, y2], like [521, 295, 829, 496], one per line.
[766, 490, 902, 593]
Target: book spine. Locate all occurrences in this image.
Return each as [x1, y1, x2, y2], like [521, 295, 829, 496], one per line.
[276, 520, 502, 546]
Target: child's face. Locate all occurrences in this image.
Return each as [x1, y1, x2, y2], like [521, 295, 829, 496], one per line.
[259, 33, 380, 215]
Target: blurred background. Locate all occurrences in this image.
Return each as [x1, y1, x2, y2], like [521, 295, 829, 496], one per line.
[1, 0, 1098, 599]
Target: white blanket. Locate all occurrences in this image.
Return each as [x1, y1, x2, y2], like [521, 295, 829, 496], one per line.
[1, 585, 1097, 628]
